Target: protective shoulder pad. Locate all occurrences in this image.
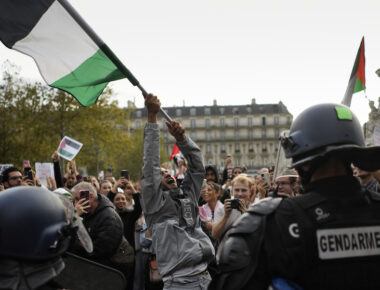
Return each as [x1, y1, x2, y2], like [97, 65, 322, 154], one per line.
[228, 197, 282, 235]
[248, 197, 282, 215]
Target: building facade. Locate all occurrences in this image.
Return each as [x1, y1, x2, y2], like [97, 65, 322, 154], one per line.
[130, 99, 292, 170]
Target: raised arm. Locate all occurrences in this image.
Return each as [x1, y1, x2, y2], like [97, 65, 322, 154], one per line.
[140, 94, 165, 215]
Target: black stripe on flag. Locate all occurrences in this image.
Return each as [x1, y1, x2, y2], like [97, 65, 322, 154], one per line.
[65, 139, 81, 150]
[0, 0, 55, 48]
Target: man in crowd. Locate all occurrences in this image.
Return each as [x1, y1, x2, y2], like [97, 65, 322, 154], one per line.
[2, 166, 23, 189]
[273, 168, 299, 197]
[140, 94, 214, 289]
[353, 166, 380, 192]
[71, 182, 123, 267]
[216, 103, 380, 289]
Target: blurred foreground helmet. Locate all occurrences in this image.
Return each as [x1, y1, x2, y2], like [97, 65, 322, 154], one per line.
[0, 186, 70, 260]
[281, 103, 380, 170]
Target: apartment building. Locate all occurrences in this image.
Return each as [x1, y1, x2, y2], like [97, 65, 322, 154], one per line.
[130, 99, 292, 170]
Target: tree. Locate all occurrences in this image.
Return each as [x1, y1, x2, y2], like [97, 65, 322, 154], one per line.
[0, 63, 169, 181]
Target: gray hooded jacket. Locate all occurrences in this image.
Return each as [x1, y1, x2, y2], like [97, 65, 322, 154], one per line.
[141, 123, 215, 279]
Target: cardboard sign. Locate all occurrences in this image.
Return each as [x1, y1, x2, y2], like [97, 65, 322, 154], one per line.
[0, 164, 13, 175]
[35, 162, 54, 187]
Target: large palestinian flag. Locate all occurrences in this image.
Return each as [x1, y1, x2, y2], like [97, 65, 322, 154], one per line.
[0, 0, 139, 106]
[342, 37, 366, 107]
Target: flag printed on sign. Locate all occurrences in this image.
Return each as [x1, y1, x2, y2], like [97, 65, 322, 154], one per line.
[0, 0, 139, 106]
[57, 136, 83, 161]
[342, 37, 366, 107]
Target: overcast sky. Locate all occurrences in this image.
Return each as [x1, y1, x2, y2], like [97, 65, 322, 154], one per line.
[2, 0, 380, 125]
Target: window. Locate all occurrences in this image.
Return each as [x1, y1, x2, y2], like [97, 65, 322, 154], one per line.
[248, 130, 254, 140]
[262, 117, 266, 126]
[136, 110, 142, 118]
[262, 128, 266, 138]
[220, 107, 225, 114]
[214, 145, 218, 154]
[262, 143, 267, 152]
[234, 130, 240, 140]
[190, 119, 196, 128]
[249, 143, 254, 152]
[274, 116, 279, 125]
[135, 120, 141, 130]
[176, 109, 182, 117]
[220, 131, 226, 140]
[234, 117, 239, 128]
[206, 144, 211, 154]
[235, 143, 240, 153]
[190, 108, 197, 116]
[205, 119, 211, 128]
[205, 108, 211, 115]
[221, 144, 226, 153]
[220, 118, 225, 127]
[206, 132, 212, 141]
[275, 128, 280, 138]
[190, 132, 197, 140]
[248, 117, 253, 127]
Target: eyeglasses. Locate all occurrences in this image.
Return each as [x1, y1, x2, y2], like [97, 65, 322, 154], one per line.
[9, 176, 23, 181]
[276, 181, 290, 186]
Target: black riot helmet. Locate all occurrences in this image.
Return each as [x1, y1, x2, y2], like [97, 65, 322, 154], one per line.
[281, 103, 380, 171]
[0, 186, 71, 261]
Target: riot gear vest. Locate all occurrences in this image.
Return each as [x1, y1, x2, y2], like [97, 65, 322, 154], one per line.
[217, 176, 380, 290]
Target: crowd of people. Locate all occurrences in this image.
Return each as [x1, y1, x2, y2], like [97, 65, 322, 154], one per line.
[1, 95, 380, 290]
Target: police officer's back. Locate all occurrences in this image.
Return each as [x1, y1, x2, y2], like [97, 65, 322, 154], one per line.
[216, 104, 380, 290]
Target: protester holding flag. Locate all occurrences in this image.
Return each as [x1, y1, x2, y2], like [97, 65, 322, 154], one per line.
[141, 94, 214, 289]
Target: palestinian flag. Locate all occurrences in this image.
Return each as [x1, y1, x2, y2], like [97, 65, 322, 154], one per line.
[170, 144, 182, 177]
[57, 136, 83, 161]
[0, 0, 139, 106]
[342, 37, 366, 107]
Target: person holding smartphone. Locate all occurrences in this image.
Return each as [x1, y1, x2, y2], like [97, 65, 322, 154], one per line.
[212, 175, 256, 263]
[70, 182, 123, 268]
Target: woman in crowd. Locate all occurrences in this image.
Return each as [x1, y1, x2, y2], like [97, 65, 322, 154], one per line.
[199, 181, 224, 243]
[99, 179, 113, 196]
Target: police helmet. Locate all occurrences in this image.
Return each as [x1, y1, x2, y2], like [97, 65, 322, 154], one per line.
[0, 186, 71, 260]
[281, 103, 380, 170]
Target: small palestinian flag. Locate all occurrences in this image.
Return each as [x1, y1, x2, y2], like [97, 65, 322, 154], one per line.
[57, 136, 83, 161]
[342, 37, 366, 107]
[170, 144, 183, 177]
[0, 0, 139, 106]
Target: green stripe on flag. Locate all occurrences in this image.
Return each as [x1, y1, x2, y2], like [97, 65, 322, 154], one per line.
[58, 148, 74, 158]
[353, 77, 365, 93]
[51, 49, 125, 106]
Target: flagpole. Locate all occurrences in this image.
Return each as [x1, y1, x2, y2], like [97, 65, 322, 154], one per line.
[58, 0, 173, 123]
[137, 84, 173, 122]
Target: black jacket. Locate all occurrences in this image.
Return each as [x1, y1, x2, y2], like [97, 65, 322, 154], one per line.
[72, 194, 123, 266]
[117, 193, 142, 250]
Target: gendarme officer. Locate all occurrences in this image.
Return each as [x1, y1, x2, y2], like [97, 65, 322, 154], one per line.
[216, 103, 380, 289]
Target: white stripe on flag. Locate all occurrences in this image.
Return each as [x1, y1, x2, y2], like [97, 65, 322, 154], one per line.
[13, 1, 98, 84]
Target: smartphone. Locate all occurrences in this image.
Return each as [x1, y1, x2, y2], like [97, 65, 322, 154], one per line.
[80, 190, 90, 201]
[120, 170, 129, 179]
[24, 167, 33, 180]
[23, 160, 31, 169]
[261, 172, 271, 184]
